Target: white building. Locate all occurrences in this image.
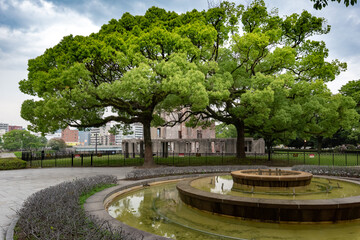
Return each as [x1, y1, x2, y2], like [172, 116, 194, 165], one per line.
[0, 123, 9, 132]
[115, 123, 143, 145]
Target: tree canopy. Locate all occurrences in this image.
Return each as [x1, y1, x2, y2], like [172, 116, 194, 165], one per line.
[19, 1, 358, 164]
[20, 6, 229, 166]
[311, 0, 357, 9]
[48, 138, 67, 151]
[187, 0, 347, 158]
[2, 130, 47, 151]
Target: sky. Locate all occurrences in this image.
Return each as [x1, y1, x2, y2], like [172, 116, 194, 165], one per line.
[0, 0, 359, 128]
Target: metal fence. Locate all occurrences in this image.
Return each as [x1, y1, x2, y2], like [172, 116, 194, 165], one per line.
[21, 150, 360, 168]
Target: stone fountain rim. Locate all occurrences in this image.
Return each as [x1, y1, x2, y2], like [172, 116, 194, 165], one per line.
[231, 169, 313, 182]
[177, 174, 360, 208]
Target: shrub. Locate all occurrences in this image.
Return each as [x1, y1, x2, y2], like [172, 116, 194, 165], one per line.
[292, 165, 360, 178]
[0, 158, 26, 170]
[126, 165, 268, 180]
[16, 175, 136, 240]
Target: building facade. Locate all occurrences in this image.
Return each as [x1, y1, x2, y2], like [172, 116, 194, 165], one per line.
[61, 127, 79, 145]
[0, 123, 9, 132]
[8, 125, 23, 131]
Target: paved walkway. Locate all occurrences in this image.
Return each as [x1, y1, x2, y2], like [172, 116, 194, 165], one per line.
[0, 153, 16, 159]
[0, 167, 134, 240]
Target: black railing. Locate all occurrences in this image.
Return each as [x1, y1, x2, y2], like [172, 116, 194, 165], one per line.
[20, 150, 360, 168]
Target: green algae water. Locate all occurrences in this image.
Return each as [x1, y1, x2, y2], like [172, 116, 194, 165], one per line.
[108, 178, 360, 240]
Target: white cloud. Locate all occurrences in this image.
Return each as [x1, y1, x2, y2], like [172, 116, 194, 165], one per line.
[0, 0, 101, 127]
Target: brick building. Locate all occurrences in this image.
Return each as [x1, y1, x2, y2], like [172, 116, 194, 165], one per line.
[61, 127, 79, 145]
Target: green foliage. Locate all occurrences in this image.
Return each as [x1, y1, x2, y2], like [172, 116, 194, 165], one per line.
[0, 158, 27, 170]
[2, 130, 46, 151]
[311, 0, 357, 9]
[193, 1, 348, 157]
[216, 123, 237, 138]
[19, 6, 230, 166]
[340, 79, 360, 111]
[47, 138, 67, 151]
[79, 183, 116, 206]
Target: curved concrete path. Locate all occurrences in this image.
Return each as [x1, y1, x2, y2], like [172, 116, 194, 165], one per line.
[0, 167, 134, 240]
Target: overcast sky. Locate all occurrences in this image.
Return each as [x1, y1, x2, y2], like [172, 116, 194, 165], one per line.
[0, 0, 359, 128]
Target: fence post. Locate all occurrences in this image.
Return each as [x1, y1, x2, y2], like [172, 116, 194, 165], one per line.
[222, 150, 224, 165]
[287, 151, 290, 165]
[188, 151, 190, 166]
[71, 154, 74, 167]
[303, 151, 305, 164]
[91, 153, 93, 167]
[345, 152, 347, 166]
[55, 152, 57, 167]
[81, 154, 83, 167]
[205, 149, 207, 165]
[332, 152, 335, 166]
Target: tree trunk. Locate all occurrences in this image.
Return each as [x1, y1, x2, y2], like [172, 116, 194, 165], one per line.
[265, 139, 273, 161]
[317, 136, 323, 153]
[142, 120, 156, 167]
[235, 121, 246, 159]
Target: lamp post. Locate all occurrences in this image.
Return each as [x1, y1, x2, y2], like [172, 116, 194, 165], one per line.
[95, 133, 98, 154]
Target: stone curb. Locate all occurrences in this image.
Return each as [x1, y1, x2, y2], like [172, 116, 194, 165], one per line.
[5, 216, 18, 240]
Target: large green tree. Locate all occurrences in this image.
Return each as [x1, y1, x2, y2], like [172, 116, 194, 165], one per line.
[191, 0, 346, 158]
[19, 7, 228, 167]
[2, 130, 47, 151]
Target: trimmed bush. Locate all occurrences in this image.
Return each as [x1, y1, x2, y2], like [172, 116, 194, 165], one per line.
[0, 158, 26, 170]
[126, 165, 269, 180]
[16, 175, 136, 240]
[292, 165, 360, 178]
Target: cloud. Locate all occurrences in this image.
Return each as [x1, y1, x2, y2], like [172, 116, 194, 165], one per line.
[0, 0, 100, 70]
[0, 0, 100, 127]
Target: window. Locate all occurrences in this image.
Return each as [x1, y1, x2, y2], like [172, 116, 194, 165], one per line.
[178, 131, 182, 139]
[197, 130, 202, 139]
[157, 128, 161, 138]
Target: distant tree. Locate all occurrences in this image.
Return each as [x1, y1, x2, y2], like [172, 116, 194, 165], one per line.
[48, 138, 67, 151]
[340, 80, 360, 112]
[216, 123, 237, 138]
[298, 92, 359, 152]
[2, 130, 46, 151]
[311, 0, 357, 9]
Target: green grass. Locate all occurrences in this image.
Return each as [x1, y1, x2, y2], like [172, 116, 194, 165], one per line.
[0, 158, 27, 170]
[79, 183, 117, 206]
[13, 152, 22, 159]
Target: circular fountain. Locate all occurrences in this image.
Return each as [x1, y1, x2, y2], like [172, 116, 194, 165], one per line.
[231, 169, 313, 187]
[106, 171, 360, 239]
[177, 169, 360, 222]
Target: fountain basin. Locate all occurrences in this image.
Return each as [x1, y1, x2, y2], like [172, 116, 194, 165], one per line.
[231, 169, 313, 187]
[177, 175, 360, 222]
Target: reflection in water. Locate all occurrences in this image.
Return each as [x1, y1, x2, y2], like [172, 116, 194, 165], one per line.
[108, 180, 360, 240]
